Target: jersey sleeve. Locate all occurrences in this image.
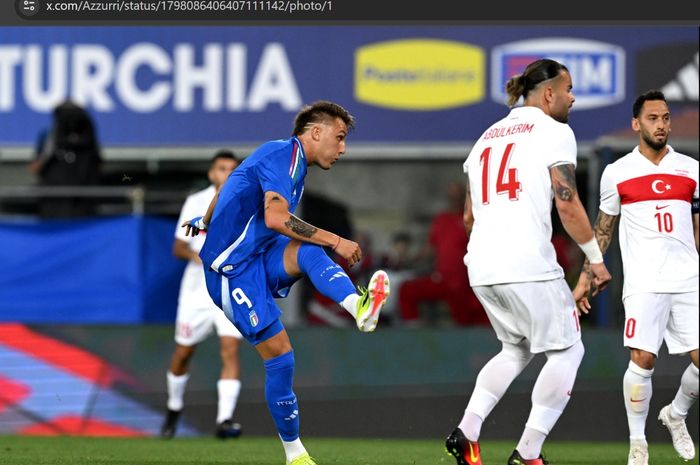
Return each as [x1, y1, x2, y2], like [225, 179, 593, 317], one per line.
[463, 141, 481, 174]
[545, 123, 577, 169]
[175, 194, 197, 242]
[257, 150, 293, 203]
[599, 165, 621, 216]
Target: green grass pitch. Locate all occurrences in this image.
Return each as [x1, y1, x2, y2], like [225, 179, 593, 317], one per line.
[0, 436, 698, 465]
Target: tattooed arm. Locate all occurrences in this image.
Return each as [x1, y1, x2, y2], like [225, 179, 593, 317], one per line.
[572, 210, 618, 312]
[550, 164, 596, 244]
[263, 191, 362, 264]
[579, 211, 619, 279]
[550, 163, 612, 312]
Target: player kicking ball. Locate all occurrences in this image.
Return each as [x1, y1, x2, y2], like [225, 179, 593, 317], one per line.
[184, 101, 390, 465]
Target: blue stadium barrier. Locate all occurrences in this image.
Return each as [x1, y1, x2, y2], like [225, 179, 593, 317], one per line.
[0, 216, 185, 323]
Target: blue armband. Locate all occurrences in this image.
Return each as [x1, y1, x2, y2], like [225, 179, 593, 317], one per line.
[692, 198, 699, 215]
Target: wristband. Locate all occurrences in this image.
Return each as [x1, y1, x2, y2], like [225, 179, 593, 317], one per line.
[332, 235, 341, 251]
[191, 216, 208, 230]
[578, 237, 604, 264]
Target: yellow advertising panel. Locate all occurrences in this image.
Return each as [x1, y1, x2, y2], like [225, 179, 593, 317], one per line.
[355, 39, 485, 110]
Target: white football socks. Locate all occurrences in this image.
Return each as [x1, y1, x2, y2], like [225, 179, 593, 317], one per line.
[341, 293, 360, 318]
[516, 427, 548, 461]
[671, 363, 699, 418]
[623, 360, 654, 441]
[459, 342, 534, 441]
[519, 340, 584, 459]
[281, 437, 307, 462]
[166, 371, 190, 411]
[217, 378, 242, 424]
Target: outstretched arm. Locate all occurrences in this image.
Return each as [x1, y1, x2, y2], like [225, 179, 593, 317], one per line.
[264, 191, 362, 265]
[550, 163, 612, 312]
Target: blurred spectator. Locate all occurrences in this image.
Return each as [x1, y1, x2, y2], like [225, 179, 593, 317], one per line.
[29, 100, 102, 218]
[379, 231, 414, 271]
[398, 181, 489, 327]
[348, 230, 376, 285]
[378, 231, 418, 325]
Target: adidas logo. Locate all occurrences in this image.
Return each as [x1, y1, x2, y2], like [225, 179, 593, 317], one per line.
[662, 52, 699, 101]
[328, 271, 348, 282]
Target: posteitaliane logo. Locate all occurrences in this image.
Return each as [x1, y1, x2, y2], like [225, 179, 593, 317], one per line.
[491, 38, 625, 110]
[354, 39, 485, 111]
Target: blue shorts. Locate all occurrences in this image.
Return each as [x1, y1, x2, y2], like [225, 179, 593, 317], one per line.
[204, 236, 299, 345]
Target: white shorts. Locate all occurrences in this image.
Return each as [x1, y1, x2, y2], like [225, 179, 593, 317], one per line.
[622, 291, 699, 356]
[473, 278, 580, 354]
[175, 304, 243, 346]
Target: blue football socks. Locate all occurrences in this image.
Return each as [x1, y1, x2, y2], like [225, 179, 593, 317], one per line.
[264, 350, 299, 441]
[297, 243, 356, 304]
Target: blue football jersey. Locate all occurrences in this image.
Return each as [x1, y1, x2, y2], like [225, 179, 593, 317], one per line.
[200, 137, 307, 275]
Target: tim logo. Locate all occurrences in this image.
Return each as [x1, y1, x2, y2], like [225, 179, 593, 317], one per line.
[491, 38, 625, 110]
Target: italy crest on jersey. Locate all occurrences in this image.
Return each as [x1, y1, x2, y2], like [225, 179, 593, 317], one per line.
[249, 310, 259, 327]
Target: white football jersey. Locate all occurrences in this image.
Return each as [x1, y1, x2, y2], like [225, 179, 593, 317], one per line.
[599, 146, 699, 298]
[463, 106, 577, 286]
[175, 185, 218, 311]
